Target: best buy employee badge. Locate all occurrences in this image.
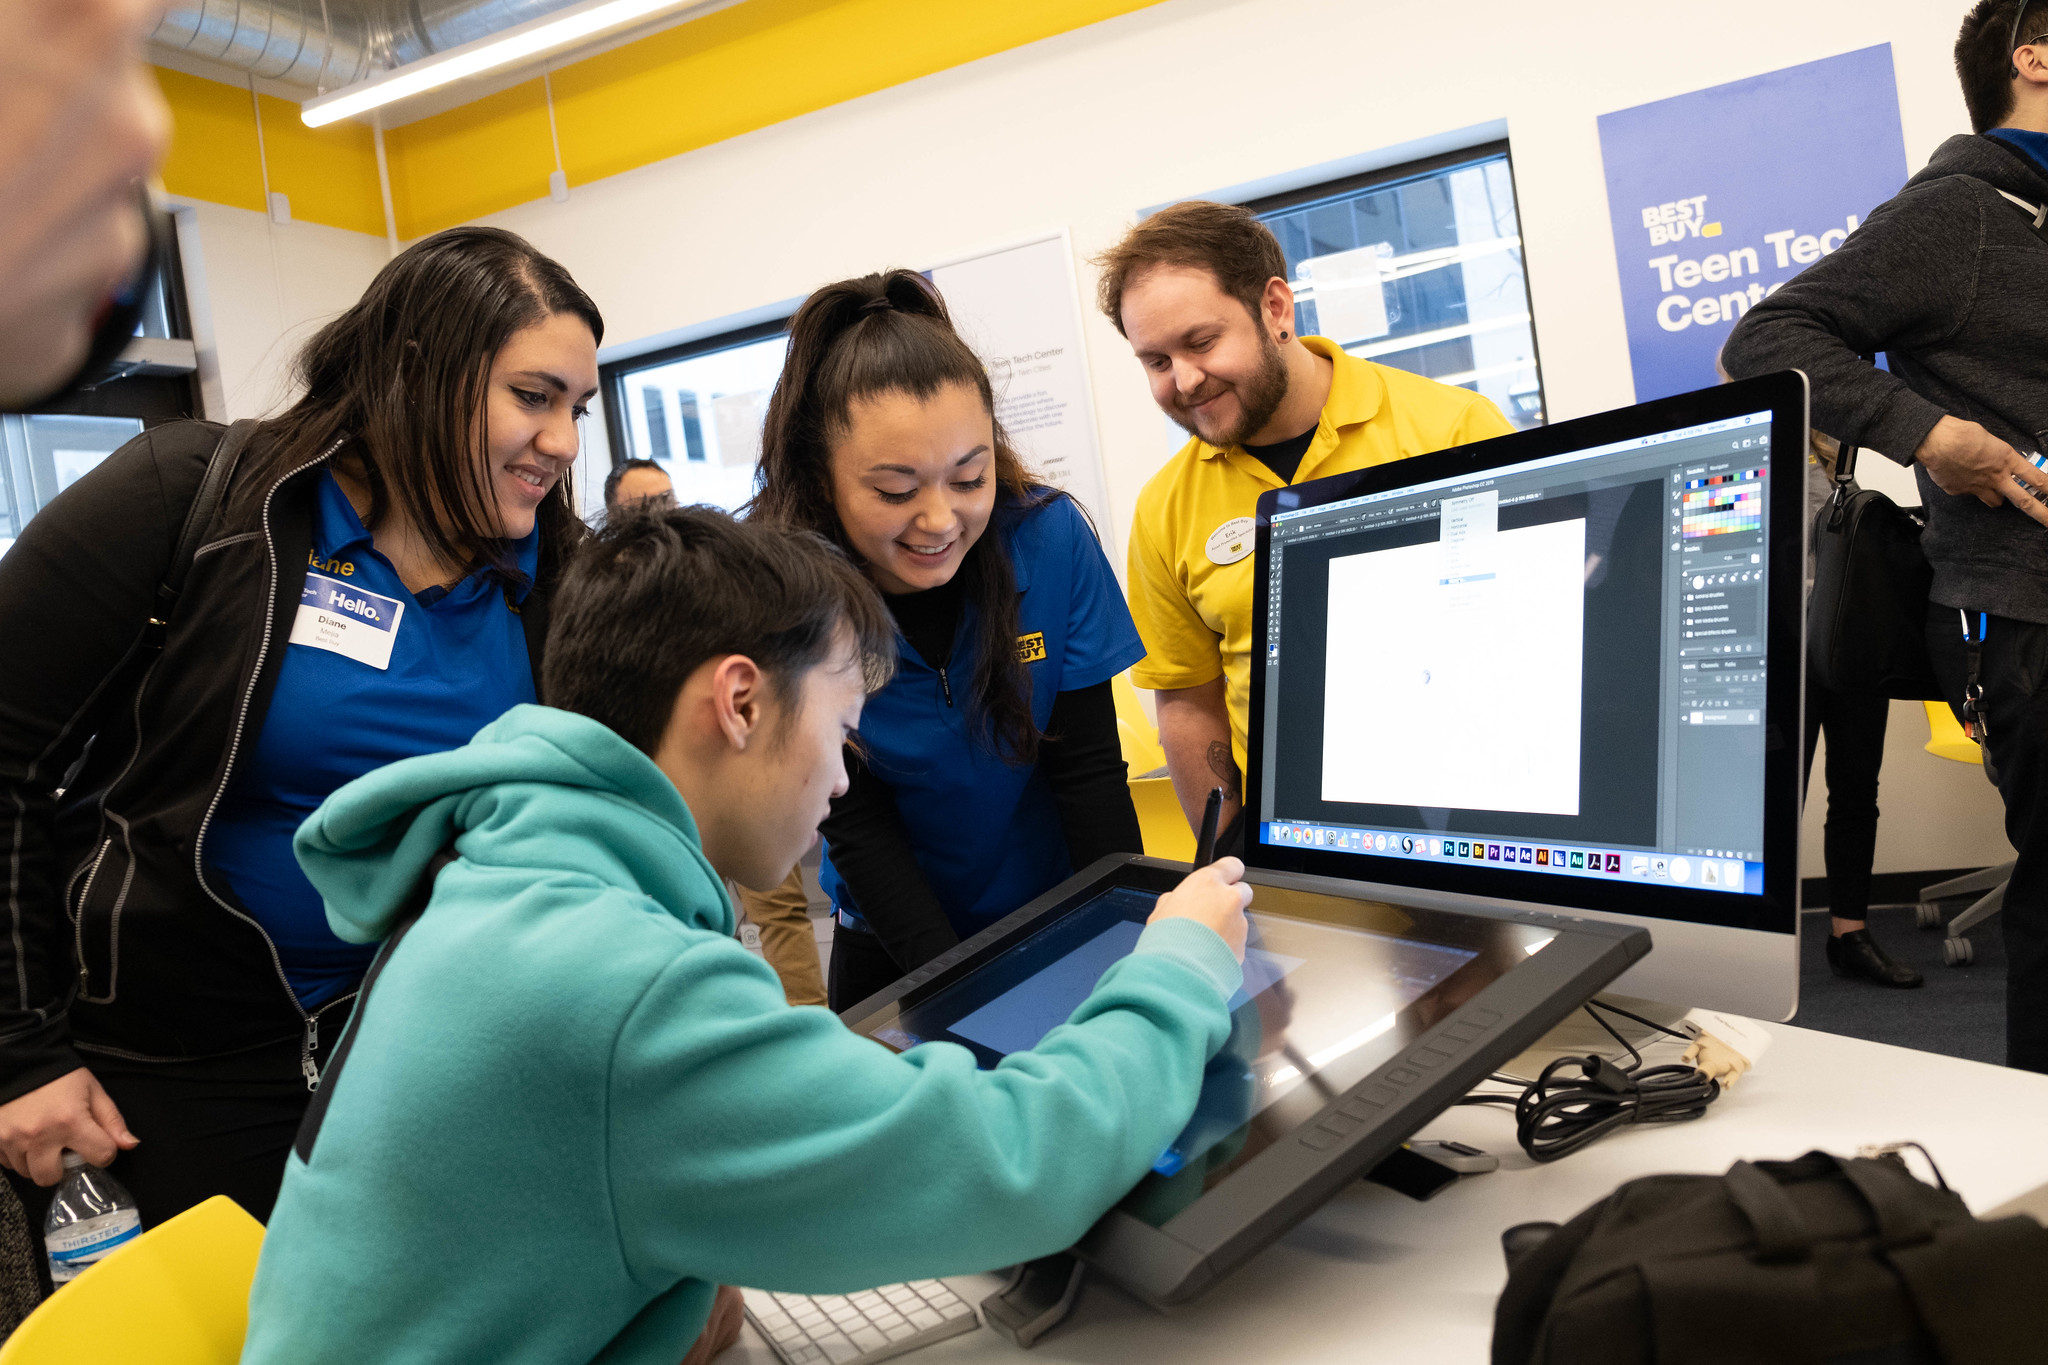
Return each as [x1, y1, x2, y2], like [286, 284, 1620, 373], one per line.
[1206, 516, 1256, 566]
[1015, 632, 1047, 664]
[290, 571, 405, 670]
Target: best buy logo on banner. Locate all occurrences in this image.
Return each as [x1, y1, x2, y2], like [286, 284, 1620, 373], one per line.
[1597, 45, 1910, 402]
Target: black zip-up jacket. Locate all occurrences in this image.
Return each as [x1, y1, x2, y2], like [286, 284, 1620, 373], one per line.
[1722, 132, 2048, 623]
[0, 421, 561, 1105]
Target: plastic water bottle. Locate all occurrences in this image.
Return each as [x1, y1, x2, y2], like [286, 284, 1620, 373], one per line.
[43, 1152, 140, 1285]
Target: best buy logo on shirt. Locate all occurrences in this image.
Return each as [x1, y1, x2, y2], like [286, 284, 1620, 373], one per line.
[1015, 632, 1047, 664]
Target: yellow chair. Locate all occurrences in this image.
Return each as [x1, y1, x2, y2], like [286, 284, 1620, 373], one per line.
[0, 1195, 264, 1365]
[1915, 701, 2010, 967]
[1129, 777, 1197, 863]
[1112, 672, 1167, 777]
[1921, 699, 1984, 764]
[1113, 674, 1193, 860]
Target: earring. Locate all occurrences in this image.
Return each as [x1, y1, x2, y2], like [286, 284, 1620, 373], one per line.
[1280, 330, 1290, 341]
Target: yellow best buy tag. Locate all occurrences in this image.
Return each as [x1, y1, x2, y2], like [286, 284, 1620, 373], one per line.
[290, 570, 404, 670]
[1015, 632, 1047, 664]
[1205, 516, 1256, 566]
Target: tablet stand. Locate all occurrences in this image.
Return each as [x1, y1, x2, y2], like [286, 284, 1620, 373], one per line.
[980, 1252, 1087, 1349]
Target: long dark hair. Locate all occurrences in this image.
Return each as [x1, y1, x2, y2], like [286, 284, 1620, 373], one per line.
[748, 269, 1046, 765]
[242, 226, 603, 581]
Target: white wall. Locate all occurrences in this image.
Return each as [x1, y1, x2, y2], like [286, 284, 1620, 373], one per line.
[180, 0, 2013, 878]
[1807, 703, 2015, 880]
[174, 200, 391, 421]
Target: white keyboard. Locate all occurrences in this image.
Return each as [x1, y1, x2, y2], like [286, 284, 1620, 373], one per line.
[742, 1279, 980, 1365]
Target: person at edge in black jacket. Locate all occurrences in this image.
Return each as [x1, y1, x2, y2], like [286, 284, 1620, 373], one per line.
[1723, 0, 2048, 1071]
[0, 226, 601, 1230]
[747, 270, 1146, 1013]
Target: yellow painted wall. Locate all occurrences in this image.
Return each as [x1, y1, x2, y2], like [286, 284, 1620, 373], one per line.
[152, 0, 1166, 238]
[155, 66, 386, 235]
[546, 0, 1168, 191]
[386, 79, 558, 237]
[154, 67, 266, 213]
[257, 94, 386, 236]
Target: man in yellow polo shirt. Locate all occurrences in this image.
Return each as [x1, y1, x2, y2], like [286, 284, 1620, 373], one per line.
[1095, 200, 1514, 852]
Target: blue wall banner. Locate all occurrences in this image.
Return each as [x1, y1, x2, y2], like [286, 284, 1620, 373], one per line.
[1597, 45, 1910, 402]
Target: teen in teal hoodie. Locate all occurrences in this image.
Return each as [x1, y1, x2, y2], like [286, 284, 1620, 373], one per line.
[241, 508, 1248, 1365]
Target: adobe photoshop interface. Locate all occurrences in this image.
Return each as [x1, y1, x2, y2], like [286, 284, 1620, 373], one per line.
[1256, 410, 1775, 894]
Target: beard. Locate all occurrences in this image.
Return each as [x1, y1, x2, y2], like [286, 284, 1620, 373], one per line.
[1169, 332, 1292, 447]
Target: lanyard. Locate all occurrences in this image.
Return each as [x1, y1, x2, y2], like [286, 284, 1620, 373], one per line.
[1959, 610, 1990, 742]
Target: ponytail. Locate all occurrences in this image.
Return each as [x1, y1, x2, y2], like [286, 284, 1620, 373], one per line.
[749, 269, 1047, 765]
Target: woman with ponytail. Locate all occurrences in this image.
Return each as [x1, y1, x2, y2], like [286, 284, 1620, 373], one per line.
[751, 270, 1144, 1010]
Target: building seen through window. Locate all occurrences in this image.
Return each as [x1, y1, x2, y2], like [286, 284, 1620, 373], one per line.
[1249, 143, 1545, 428]
[603, 322, 790, 513]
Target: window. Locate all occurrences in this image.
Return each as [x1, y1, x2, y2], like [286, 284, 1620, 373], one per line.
[0, 416, 147, 555]
[1248, 143, 1545, 428]
[600, 319, 791, 514]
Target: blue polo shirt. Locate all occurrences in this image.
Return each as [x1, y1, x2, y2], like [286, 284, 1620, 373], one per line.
[1991, 127, 2048, 176]
[821, 492, 1145, 938]
[204, 469, 539, 1007]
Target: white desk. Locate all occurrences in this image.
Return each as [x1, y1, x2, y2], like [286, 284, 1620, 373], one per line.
[731, 1022, 2048, 1365]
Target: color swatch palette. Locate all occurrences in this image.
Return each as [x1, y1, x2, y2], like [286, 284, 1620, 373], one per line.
[1681, 469, 1763, 538]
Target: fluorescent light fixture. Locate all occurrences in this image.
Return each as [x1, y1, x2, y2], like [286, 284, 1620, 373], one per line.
[300, 0, 721, 128]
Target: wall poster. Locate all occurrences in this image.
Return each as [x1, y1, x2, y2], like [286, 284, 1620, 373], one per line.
[929, 231, 1116, 554]
[1598, 45, 1911, 402]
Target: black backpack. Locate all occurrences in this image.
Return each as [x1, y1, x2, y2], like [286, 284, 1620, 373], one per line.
[1493, 1150, 2048, 1365]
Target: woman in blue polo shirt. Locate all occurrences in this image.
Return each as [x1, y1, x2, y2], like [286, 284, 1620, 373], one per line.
[751, 269, 1145, 1010]
[0, 226, 601, 1230]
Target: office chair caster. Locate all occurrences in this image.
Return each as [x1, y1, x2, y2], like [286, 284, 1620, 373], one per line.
[1942, 937, 1975, 967]
[1915, 902, 1943, 930]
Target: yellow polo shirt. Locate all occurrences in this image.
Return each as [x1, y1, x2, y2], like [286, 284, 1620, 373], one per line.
[1126, 336, 1516, 781]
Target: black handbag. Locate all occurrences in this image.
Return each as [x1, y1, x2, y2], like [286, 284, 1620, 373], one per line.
[1492, 1148, 2048, 1365]
[1806, 440, 1943, 699]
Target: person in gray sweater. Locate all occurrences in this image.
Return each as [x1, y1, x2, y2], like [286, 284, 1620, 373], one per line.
[1723, 0, 2048, 1072]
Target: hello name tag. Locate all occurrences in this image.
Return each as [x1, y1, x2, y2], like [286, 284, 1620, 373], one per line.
[290, 571, 404, 670]
[1205, 516, 1256, 566]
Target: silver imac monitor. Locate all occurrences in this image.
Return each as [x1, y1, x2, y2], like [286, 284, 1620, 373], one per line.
[1244, 371, 1808, 1020]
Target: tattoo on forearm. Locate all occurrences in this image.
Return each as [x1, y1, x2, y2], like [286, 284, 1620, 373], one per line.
[1205, 742, 1242, 802]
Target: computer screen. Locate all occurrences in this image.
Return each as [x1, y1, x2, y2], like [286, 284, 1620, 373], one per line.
[1244, 373, 1805, 956]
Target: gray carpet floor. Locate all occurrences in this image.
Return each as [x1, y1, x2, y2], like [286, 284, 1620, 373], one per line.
[1792, 900, 2005, 1065]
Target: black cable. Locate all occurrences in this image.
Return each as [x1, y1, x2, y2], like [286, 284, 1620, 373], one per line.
[1584, 997, 1695, 1043]
[1458, 1001, 1721, 1163]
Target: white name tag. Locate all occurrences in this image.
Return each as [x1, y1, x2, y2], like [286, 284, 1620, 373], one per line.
[289, 571, 404, 670]
[1205, 516, 1256, 566]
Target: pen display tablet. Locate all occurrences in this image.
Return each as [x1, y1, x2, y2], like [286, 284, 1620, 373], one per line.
[856, 871, 1557, 1218]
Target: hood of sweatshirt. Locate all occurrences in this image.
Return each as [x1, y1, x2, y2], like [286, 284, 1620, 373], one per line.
[293, 703, 731, 944]
[1909, 132, 2048, 204]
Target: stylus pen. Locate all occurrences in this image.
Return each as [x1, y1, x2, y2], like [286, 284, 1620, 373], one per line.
[1193, 787, 1224, 868]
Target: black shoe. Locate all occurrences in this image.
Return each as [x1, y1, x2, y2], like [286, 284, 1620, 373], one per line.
[1826, 929, 1924, 988]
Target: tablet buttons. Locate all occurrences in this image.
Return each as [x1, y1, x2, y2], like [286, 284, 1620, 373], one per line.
[1301, 1124, 1343, 1151]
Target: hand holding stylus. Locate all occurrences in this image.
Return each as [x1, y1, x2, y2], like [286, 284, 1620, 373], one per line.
[1149, 856, 1252, 961]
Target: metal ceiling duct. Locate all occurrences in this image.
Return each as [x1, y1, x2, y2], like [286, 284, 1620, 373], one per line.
[150, 0, 377, 88]
[150, 0, 588, 93]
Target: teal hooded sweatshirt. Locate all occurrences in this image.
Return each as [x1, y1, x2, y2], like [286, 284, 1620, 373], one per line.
[241, 705, 1241, 1365]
